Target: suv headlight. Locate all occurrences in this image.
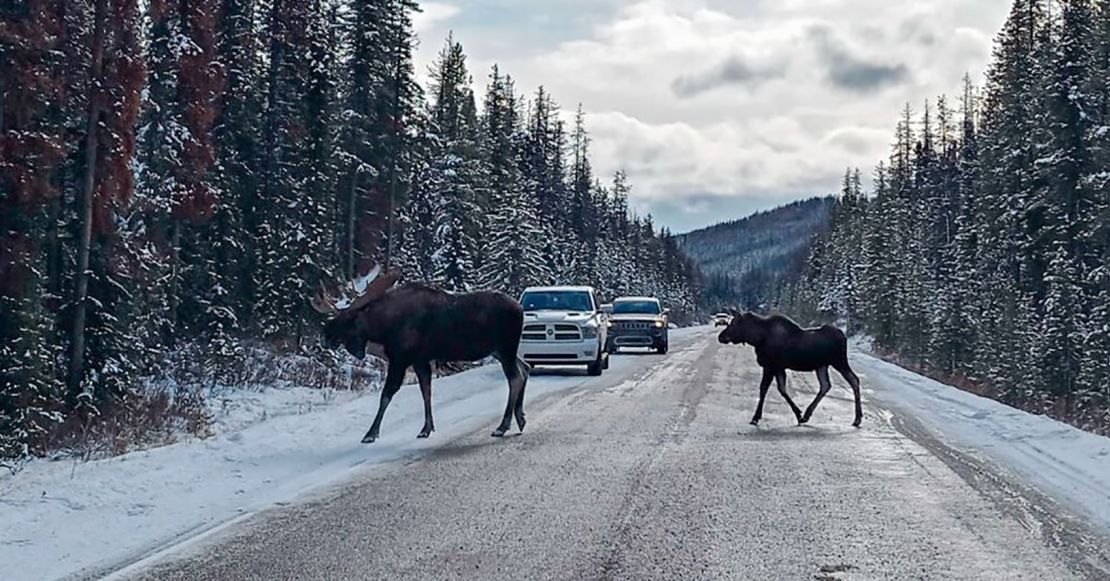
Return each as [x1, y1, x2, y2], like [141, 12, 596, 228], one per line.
[654, 320, 665, 328]
[582, 325, 599, 339]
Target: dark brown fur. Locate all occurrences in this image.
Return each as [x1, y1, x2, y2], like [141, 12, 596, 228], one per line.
[322, 281, 530, 442]
[718, 312, 862, 427]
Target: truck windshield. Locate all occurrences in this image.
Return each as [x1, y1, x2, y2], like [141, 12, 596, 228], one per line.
[520, 291, 594, 313]
[612, 301, 661, 315]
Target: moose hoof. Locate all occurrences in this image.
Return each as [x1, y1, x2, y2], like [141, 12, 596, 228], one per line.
[361, 434, 378, 444]
[491, 428, 508, 438]
[417, 431, 431, 439]
[749, 419, 760, 427]
[852, 419, 862, 428]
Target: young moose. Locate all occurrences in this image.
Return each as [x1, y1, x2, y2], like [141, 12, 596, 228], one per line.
[311, 267, 530, 443]
[718, 311, 863, 427]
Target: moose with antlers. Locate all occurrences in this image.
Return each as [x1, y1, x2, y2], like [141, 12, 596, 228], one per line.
[312, 267, 531, 443]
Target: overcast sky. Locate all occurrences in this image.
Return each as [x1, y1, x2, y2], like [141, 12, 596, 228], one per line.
[411, 0, 1013, 233]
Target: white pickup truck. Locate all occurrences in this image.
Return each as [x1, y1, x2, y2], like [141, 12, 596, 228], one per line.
[518, 286, 609, 376]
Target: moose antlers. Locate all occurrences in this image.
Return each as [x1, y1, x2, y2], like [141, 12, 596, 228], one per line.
[311, 266, 402, 316]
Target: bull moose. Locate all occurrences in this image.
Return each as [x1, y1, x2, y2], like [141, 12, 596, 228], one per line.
[717, 311, 863, 428]
[311, 267, 531, 443]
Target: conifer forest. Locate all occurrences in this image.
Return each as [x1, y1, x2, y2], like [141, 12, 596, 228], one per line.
[792, 0, 1110, 434]
[0, 0, 702, 461]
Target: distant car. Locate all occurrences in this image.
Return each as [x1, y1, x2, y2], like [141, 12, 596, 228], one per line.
[606, 297, 669, 354]
[712, 313, 732, 327]
[518, 286, 609, 376]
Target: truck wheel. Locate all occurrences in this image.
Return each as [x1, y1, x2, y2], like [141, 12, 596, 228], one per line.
[587, 353, 604, 376]
[658, 338, 669, 354]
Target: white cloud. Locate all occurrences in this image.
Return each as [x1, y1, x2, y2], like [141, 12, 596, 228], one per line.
[414, 0, 1012, 231]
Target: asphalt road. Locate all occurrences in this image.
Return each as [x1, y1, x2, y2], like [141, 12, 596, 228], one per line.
[124, 331, 1109, 580]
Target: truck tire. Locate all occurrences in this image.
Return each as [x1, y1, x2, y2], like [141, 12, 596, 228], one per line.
[587, 352, 604, 376]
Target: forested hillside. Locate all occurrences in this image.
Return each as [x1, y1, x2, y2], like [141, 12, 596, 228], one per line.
[0, 0, 701, 462]
[679, 197, 833, 310]
[792, 0, 1110, 434]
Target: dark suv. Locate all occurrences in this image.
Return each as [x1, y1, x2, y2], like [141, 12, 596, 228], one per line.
[605, 297, 669, 354]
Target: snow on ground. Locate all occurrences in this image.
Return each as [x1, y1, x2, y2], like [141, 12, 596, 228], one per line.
[853, 347, 1110, 534]
[0, 326, 711, 581]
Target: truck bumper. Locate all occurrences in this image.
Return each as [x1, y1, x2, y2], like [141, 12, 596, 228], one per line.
[608, 329, 666, 348]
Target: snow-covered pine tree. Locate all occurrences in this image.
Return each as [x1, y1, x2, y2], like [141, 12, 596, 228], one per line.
[335, 0, 421, 276]
[476, 67, 549, 295]
[1078, 0, 1110, 426]
[427, 35, 482, 291]
[569, 104, 601, 285]
[0, 1, 70, 461]
[254, 0, 340, 341]
[137, 0, 225, 347]
[522, 87, 571, 285]
[398, 120, 439, 282]
[947, 76, 983, 378]
[65, 0, 147, 411]
[200, 0, 263, 362]
[1037, 0, 1098, 413]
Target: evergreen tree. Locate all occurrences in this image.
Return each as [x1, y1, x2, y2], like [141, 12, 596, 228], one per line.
[475, 67, 548, 294]
[426, 35, 482, 291]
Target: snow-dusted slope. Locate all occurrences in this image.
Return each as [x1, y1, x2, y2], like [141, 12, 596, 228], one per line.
[855, 349, 1110, 533]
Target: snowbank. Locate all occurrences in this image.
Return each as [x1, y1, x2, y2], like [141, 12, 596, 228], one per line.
[853, 349, 1110, 533]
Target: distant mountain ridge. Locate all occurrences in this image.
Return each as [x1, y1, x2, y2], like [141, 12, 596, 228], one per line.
[677, 197, 834, 309]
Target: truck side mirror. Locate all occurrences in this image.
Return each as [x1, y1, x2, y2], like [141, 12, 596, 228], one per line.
[601, 304, 613, 315]
[663, 308, 670, 315]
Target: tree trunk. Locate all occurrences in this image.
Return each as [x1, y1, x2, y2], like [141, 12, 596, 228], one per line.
[384, 17, 405, 273]
[67, 0, 108, 393]
[347, 174, 356, 277]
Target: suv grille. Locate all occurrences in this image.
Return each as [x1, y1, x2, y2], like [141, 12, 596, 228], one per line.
[614, 321, 655, 330]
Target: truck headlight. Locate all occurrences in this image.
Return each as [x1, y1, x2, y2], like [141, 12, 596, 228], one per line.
[654, 320, 665, 328]
[582, 325, 599, 339]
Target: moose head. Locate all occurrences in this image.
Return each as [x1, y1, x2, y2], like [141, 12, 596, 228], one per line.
[311, 266, 402, 359]
[717, 309, 765, 346]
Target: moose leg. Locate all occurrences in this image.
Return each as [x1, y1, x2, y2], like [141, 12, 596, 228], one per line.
[750, 368, 775, 426]
[513, 357, 531, 430]
[775, 371, 804, 424]
[835, 361, 863, 428]
[362, 362, 408, 444]
[801, 366, 833, 425]
[492, 353, 525, 437]
[414, 362, 435, 438]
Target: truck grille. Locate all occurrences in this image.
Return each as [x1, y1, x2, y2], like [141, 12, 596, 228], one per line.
[554, 324, 581, 341]
[521, 323, 583, 342]
[522, 324, 547, 341]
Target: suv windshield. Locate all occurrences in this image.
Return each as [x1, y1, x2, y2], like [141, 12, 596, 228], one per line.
[612, 300, 661, 315]
[520, 291, 594, 313]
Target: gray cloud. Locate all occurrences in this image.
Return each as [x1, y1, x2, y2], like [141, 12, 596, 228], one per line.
[808, 25, 910, 93]
[899, 18, 938, 47]
[671, 55, 784, 98]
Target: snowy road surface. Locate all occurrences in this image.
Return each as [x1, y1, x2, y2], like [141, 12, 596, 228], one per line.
[92, 329, 1110, 581]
